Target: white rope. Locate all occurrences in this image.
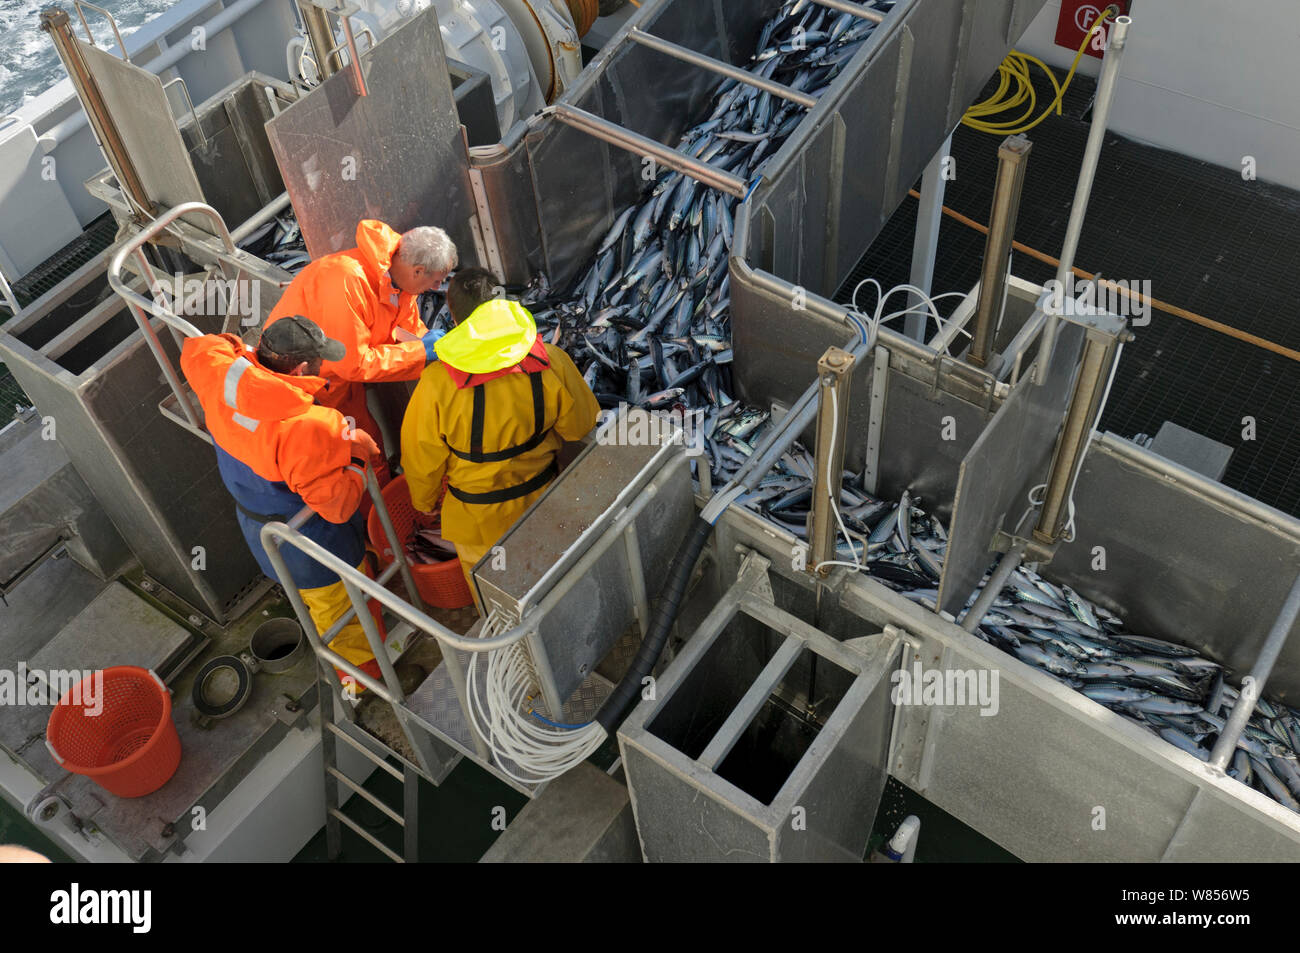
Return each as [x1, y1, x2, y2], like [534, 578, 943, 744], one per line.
[466, 610, 606, 785]
[850, 279, 970, 352]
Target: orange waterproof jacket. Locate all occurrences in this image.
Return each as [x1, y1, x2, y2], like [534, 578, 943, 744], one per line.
[180, 333, 367, 588]
[267, 220, 429, 400]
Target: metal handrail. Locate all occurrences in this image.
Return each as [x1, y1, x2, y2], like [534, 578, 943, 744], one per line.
[0, 267, 20, 317]
[105, 202, 244, 433]
[259, 466, 666, 658]
[108, 200, 239, 303]
[161, 77, 208, 149]
[74, 0, 129, 60]
[259, 426, 679, 770]
[323, 24, 376, 64]
[107, 202, 246, 325]
[105, 202, 426, 701]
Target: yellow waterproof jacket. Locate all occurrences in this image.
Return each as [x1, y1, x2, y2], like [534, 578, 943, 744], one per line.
[401, 313, 599, 548]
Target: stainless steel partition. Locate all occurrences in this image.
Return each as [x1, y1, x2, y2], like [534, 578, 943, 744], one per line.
[840, 572, 1300, 862]
[743, 0, 1047, 295]
[669, 503, 1300, 862]
[178, 73, 294, 230]
[1048, 434, 1300, 699]
[0, 260, 261, 622]
[475, 0, 1044, 297]
[478, 0, 781, 290]
[728, 261, 1006, 518]
[936, 320, 1086, 616]
[265, 6, 477, 260]
[620, 546, 901, 862]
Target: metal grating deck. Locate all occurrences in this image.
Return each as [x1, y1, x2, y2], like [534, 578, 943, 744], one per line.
[837, 72, 1300, 517]
[0, 214, 121, 420]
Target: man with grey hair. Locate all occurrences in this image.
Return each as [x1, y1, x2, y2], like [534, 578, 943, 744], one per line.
[390, 225, 458, 292]
[267, 219, 459, 480]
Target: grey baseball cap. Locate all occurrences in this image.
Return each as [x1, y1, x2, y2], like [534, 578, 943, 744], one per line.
[259, 315, 346, 363]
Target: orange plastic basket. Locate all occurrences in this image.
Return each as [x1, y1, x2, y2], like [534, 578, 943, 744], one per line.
[46, 666, 181, 798]
[367, 475, 473, 609]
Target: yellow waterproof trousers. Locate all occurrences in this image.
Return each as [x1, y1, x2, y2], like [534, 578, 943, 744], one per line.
[454, 541, 493, 614]
[300, 561, 384, 673]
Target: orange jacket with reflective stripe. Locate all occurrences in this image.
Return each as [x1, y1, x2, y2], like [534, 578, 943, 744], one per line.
[267, 220, 429, 397]
[180, 334, 366, 524]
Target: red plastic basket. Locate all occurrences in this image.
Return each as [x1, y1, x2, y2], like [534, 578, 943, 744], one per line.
[46, 666, 181, 799]
[367, 475, 473, 609]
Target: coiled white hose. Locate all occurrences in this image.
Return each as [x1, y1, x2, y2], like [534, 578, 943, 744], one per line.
[466, 610, 606, 785]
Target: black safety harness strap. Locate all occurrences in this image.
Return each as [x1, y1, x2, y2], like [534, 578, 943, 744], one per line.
[449, 373, 551, 463]
[447, 459, 558, 505]
[235, 500, 288, 524]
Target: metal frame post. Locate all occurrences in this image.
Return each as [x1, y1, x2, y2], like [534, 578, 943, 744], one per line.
[296, 0, 342, 78]
[907, 133, 952, 342]
[41, 8, 152, 217]
[809, 346, 856, 572]
[627, 29, 818, 108]
[862, 345, 889, 494]
[546, 103, 749, 198]
[1207, 575, 1300, 770]
[1033, 328, 1128, 544]
[318, 667, 344, 859]
[968, 134, 1032, 369]
[0, 268, 21, 317]
[403, 764, 420, 861]
[1037, 14, 1131, 384]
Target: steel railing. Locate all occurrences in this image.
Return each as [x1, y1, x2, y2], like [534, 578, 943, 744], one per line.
[106, 200, 294, 439]
[259, 436, 678, 769]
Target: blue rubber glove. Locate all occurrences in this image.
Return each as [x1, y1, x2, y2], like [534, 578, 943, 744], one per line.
[422, 328, 446, 362]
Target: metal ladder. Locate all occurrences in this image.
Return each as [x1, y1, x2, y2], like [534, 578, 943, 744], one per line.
[318, 668, 425, 863]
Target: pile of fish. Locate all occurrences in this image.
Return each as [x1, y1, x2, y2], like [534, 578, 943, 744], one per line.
[524, 0, 889, 467]
[726, 432, 1300, 816]
[405, 517, 458, 565]
[732, 440, 948, 577]
[907, 562, 1300, 813]
[712, 424, 1300, 815]
[237, 213, 310, 274]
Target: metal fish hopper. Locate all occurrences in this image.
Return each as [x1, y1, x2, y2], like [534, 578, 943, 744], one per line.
[472, 409, 695, 717]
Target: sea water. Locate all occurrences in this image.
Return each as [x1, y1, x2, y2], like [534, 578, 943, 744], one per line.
[0, 0, 175, 116]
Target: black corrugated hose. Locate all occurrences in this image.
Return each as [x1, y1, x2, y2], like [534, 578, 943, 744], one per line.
[594, 515, 714, 731]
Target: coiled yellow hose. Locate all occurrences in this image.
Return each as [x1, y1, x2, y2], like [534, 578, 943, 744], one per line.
[962, 6, 1115, 135]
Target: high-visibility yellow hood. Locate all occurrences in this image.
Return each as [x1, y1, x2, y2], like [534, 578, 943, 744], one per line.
[434, 298, 537, 374]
